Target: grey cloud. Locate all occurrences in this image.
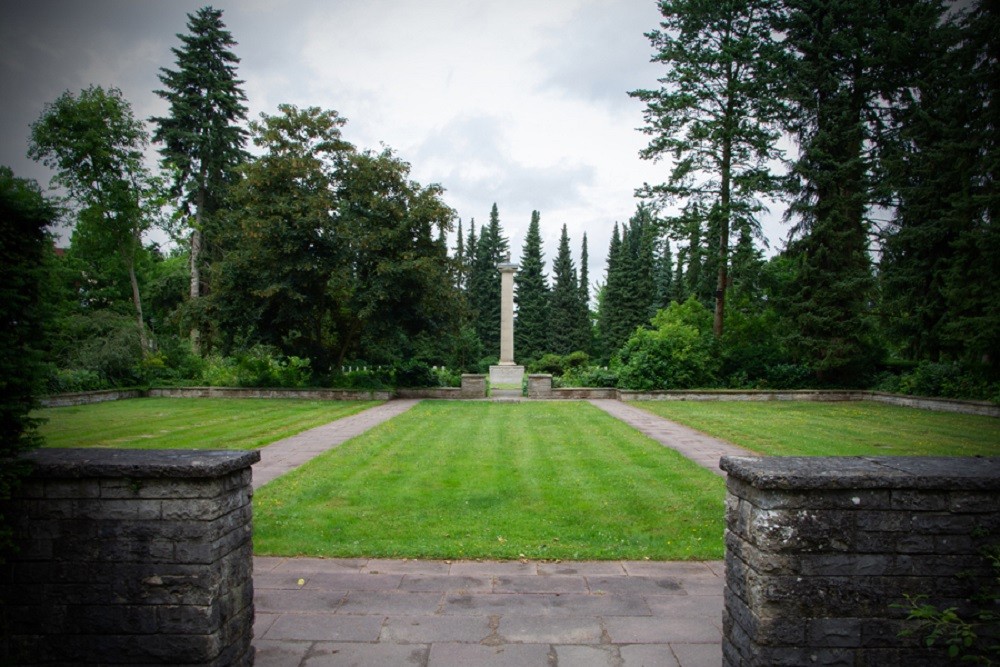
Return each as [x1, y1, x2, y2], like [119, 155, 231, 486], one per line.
[533, 0, 661, 111]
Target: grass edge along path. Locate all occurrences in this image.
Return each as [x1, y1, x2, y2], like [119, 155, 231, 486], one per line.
[253, 400, 726, 561]
[630, 400, 1000, 457]
[35, 398, 383, 450]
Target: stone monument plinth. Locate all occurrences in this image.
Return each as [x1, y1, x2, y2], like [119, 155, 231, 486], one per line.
[490, 262, 524, 388]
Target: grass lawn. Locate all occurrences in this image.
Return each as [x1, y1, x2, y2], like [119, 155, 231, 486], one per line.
[35, 398, 381, 450]
[631, 401, 1000, 457]
[253, 401, 725, 561]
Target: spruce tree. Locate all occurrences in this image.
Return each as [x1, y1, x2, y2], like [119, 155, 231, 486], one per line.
[631, 0, 783, 337]
[514, 210, 550, 363]
[578, 233, 593, 354]
[779, 0, 889, 384]
[549, 225, 588, 355]
[152, 6, 248, 351]
[654, 231, 674, 311]
[597, 223, 623, 360]
[467, 204, 508, 358]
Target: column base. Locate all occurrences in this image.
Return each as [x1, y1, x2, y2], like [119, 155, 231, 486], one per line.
[489, 365, 525, 387]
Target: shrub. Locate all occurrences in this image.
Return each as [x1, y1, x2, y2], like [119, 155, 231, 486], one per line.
[394, 360, 436, 388]
[46, 368, 107, 394]
[614, 298, 720, 390]
[200, 345, 313, 388]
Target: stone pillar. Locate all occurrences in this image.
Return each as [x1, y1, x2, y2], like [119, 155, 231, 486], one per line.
[1, 448, 260, 666]
[721, 455, 1000, 666]
[498, 262, 517, 365]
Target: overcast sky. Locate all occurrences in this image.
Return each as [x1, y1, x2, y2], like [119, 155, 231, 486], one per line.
[1, 0, 783, 285]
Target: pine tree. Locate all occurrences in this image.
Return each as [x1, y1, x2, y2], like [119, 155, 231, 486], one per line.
[578, 233, 593, 354]
[152, 6, 248, 351]
[514, 210, 550, 362]
[631, 0, 783, 337]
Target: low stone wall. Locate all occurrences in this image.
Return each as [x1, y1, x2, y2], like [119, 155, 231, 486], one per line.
[620, 389, 870, 403]
[149, 386, 392, 401]
[621, 389, 999, 417]
[868, 391, 1000, 417]
[721, 455, 1000, 666]
[395, 387, 462, 399]
[1, 448, 260, 666]
[553, 387, 619, 399]
[40, 388, 146, 407]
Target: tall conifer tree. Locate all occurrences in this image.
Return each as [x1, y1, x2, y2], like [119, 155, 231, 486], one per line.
[514, 211, 549, 362]
[152, 6, 248, 351]
[468, 204, 508, 357]
[549, 225, 588, 355]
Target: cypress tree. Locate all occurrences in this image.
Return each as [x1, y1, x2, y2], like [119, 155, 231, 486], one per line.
[514, 210, 550, 362]
[152, 6, 248, 350]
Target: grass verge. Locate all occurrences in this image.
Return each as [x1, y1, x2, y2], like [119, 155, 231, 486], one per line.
[631, 401, 1000, 457]
[253, 401, 725, 560]
[35, 398, 381, 450]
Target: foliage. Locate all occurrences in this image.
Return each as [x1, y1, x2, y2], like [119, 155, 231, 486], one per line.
[548, 224, 590, 355]
[597, 207, 659, 360]
[614, 297, 720, 390]
[28, 85, 157, 353]
[527, 351, 591, 376]
[897, 544, 1000, 664]
[393, 360, 437, 388]
[631, 0, 784, 337]
[875, 362, 1000, 404]
[211, 105, 457, 368]
[467, 203, 508, 356]
[200, 345, 312, 388]
[152, 5, 248, 349]
[0, 167, 55, 563]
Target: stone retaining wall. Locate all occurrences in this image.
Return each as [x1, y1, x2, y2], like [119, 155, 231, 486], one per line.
[148, 386, 392, 401]
[1, 449, 260, 666]
[460, 374, 487, 399]
[40, 388, 146, 407]
[721, 455, 1000, 666]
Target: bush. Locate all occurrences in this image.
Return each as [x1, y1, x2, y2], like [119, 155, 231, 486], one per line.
[46, 368, 107, 394]
[201, 345, 312, 388]
[876, 361, 1000, 402]
[614, 298, 720, 391]
[394, 359, 436, 388]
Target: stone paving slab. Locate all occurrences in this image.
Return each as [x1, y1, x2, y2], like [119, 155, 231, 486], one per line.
[589, 398, 753, 477]
[254, 556, 724, 667]
[252, 399, 420, 489]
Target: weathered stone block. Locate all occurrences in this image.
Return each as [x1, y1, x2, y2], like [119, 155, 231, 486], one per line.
[2, 448, 258, 666]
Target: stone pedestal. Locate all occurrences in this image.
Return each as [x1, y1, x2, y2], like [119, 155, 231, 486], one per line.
[489, 364, 525, 388]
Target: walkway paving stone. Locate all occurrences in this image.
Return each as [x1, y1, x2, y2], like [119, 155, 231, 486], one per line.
[252, 399, 420, 489]
[589, 398, 753, 477]
[254, 557, 723, 667]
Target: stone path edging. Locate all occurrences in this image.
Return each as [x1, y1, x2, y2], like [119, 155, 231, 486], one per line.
[588, 399, 753, 477]
[252, 399, 420, 489]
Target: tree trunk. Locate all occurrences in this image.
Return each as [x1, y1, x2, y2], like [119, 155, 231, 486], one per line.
[714, 98, 734, 338]
[189, 226, 202, 353]
[125, 236, 149, 356]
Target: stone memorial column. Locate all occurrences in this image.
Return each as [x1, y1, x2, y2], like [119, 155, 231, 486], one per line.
[498, 262, 517, 365]
[489, 262, 525, 392]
